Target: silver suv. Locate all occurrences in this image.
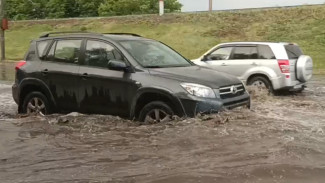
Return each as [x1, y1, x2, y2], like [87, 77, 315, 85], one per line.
[193, 42, 313, 92]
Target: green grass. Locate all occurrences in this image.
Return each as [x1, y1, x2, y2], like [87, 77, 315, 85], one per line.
[4, 5, 325, 71]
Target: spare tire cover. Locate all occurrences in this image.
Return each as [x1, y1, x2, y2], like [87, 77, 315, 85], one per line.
[296, 55, 313, 82]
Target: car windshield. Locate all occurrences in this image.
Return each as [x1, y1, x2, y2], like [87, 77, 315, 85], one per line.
[120, 40, 192, 68]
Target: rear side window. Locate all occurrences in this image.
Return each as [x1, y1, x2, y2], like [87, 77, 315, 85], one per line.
[46, 39, 82, 64]
[37, 40, 52, 58]
[285, 45, 303, 59]
[232, 46, 258, 60]
[258, 45, 276, 59]
[25, 42, 37, 61]
[26, 51, 36, 61]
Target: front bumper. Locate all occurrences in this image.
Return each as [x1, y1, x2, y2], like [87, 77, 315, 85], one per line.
[179, 92, 251, 117]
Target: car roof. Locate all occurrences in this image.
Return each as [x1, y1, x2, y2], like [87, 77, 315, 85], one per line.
[36, 32, 152, 42]
[218, 42, 297, 46]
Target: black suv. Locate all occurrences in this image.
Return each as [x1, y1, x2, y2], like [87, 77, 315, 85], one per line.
[12, 32, 250, 122]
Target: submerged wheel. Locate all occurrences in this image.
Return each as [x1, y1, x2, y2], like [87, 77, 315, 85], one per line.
[22, 92, 50, 115]
[139, 101, 174, 123]
[248, 76, 273, 93]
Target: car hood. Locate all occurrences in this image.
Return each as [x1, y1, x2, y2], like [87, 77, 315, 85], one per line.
[148, 66, 241, 88]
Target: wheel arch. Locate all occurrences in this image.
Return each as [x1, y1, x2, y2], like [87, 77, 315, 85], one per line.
[243, 66, 277, 87]
[18, 78, 56, 112]
[130, 87, 186, 120]
[247, 73, 271, 84]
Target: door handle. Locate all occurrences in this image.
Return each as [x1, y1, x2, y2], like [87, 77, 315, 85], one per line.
[221, 63, 227, 66]
[81, 73, 89, 80]
[41, 69, 48, 75]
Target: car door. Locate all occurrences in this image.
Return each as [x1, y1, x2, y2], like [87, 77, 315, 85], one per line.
[39, 39, 83, 112]
[205, 45, 259, 78]
[78, 39, 137, 117]
[204, 46, 234, 72]
[224, 46, 259, 78]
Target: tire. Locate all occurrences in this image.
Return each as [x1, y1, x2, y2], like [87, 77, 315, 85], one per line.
[138, 101, 174, 123]
[22, 91, 51, 115]
[294, 88, 304, 94]
[296, 55, 313, 82]
[247, 76, 273, 93]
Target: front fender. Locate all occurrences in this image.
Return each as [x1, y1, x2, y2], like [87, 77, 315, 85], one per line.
[129, 86, 186, 119]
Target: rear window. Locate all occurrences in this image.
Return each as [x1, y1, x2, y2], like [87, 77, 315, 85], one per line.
[37, 40, 52, 58]
[46, 39, 82, 64]
[285, 45, 303, 59]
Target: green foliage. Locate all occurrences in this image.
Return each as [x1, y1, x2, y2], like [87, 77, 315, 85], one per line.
[6, 0, 47, 20]
[46, 0, 79, 18]
[98, 0, 182, 16]
[5, 0, 182, 20]
[76, 0, 104, 17]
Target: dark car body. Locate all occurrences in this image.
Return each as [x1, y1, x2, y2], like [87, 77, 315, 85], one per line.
[12, 33, 250, 120]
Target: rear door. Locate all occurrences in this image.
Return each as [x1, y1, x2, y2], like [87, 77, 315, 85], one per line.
[284, 44, 303, 81]
[40, 39, 83, 112]
[226, 46, 259, 77]
[255, 44, 278, 74]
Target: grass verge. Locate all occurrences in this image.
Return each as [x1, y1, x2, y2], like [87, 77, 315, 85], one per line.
[4, 5, 325, 71]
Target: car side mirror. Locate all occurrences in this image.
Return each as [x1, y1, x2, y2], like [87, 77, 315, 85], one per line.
[201, 55, 208, 61]
[107, 60, 128, 72]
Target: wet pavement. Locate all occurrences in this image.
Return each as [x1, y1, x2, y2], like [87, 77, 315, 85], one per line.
[0, 63, 325, 182]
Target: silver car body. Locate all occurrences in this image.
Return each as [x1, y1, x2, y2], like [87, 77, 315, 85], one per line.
[193, 42, 313, 91]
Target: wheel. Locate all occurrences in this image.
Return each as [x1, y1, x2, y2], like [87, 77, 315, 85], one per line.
[247, 76, 273, 93]
[295, 88, 304, 93]
[139, 101, 174, 123]
[22, 91, 51, 115]
[296, 55, 313, 82]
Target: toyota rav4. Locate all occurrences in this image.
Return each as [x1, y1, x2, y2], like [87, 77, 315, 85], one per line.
[12, 32, 250, 122]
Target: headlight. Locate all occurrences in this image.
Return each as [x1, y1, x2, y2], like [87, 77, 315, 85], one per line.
[181, 83, 216, 98]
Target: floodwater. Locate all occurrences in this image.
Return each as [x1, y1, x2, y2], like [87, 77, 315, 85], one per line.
[1, 63, 325, 182]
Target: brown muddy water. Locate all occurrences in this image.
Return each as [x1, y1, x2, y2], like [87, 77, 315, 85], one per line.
[1, 63, 325, 182]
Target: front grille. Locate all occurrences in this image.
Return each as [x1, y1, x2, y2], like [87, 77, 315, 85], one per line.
[219, 84, 245, 99]
[223, 98, 250, 108]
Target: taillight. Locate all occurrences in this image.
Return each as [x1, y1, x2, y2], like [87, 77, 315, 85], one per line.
[15, 60, 26, 71]
[278, 60, 290, 73]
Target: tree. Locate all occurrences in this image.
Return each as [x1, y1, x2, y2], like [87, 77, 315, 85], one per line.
[46, 0, 79, 18]
[76, 0, 104, 17]
[5, 0, 182, 20]
[6, 0, 48, 20]
[98, 0, 182, 16]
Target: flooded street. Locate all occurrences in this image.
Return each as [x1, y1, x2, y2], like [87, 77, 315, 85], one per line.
[1, 63, 325, 182]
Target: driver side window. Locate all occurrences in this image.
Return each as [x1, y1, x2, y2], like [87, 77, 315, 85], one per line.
[207, 47, 233, 61]
[85, 40, 123, 68]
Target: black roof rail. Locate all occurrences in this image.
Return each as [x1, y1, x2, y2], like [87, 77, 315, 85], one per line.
[39, 31, 99, 38]
[104, 33, 142, 37]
